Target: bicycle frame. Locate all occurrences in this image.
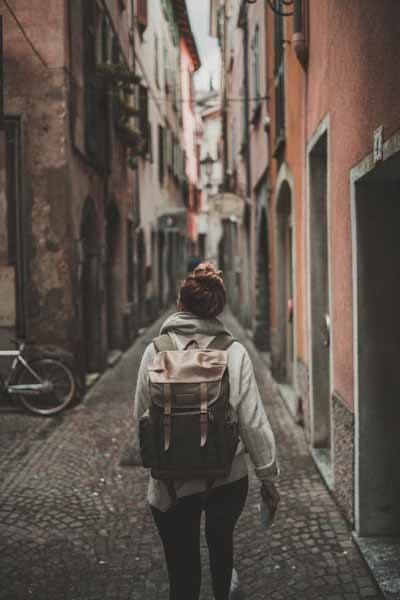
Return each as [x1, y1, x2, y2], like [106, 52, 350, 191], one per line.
[0, 349, 51, 396]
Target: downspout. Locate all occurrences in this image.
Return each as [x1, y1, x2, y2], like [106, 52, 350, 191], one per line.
[222, 1, 229, 189]
[241, 3, 254, 329]
[293, 0, 308, 69]
[242, 5, 252, 199]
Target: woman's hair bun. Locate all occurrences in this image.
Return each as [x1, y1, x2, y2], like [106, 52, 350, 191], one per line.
[179, 261, 226, 319]
[192, 262, 224, 286]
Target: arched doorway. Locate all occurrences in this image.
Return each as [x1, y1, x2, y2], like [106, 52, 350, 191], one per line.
[106, 202, 121, 350]
[136, 228, 146, 328]
[80, 197, 101, 373]
[308, 130, 331, 457]
[158, 229, 165, 308]
[275, 181, 294, 386]
[240, 203, 252, 328]
[254, 203, 271, 352]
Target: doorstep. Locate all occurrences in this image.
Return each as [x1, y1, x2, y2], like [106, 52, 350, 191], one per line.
[311, 447, 334, 490]
[353, 535, 400, 600]
[277, 383, 300, 421]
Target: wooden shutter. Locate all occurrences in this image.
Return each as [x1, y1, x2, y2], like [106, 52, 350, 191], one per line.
[137, 0, 148, 32]
[158, 125, 164, 183]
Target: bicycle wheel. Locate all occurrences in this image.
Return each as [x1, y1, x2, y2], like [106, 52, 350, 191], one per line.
[17, 358, 76, 416]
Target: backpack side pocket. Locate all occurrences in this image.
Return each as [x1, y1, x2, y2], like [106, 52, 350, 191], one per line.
[139, 416, 158, 468]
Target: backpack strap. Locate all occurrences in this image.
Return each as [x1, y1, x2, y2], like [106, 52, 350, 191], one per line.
[152, 334, 177, 353]
[207, 332, 236, 351]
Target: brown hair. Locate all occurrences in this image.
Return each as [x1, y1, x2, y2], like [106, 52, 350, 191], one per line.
[179, 261, 226, 319]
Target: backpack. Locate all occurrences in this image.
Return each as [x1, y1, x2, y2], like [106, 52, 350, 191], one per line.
[139, 332, 239, 490]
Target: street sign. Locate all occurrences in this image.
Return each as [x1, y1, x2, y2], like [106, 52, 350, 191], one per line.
[211, 192, 245, 222]
[373, 125, 384, 163]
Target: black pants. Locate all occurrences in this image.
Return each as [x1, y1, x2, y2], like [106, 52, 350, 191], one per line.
[150, 476, 248, 600]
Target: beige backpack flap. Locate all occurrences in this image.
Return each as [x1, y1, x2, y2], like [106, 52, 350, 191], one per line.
[148, 349, 228, 450]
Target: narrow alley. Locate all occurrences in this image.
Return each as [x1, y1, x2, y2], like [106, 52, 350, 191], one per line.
[0, 310, 382, 600]
[1, 1, 400, 598]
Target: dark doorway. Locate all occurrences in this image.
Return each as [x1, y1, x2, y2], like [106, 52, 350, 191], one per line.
[158, 229, 165, 308]
[355, 154, 400, 536]
[309, 132, 331, 458]
[106, 202, 120, 350]
[276, 181, 294, 384]
[254, 204, 271, 351]
[136, 228, 146, 327]
[80, 197, 101, 373]
[0, 118, 26, 342]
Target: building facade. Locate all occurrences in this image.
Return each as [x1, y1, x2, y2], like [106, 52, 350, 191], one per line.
[210, 0, 271, 340]
[196, 88, 223, 265]
[212, 0, 400, 544]
[0, 0, 199, 379]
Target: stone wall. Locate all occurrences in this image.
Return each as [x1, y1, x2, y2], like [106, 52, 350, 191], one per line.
[296, 357, 310, 437]
[332, 391, 354, 525]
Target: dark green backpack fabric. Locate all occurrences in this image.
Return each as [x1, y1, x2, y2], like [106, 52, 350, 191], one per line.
[139, 332, 239, 484]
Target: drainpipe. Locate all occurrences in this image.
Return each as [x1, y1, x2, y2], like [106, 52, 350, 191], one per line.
[240, 2, 255, 328]
[222, 1, 229, 190]
[242, 5, 252, 199]
[292, 0, 308, 69]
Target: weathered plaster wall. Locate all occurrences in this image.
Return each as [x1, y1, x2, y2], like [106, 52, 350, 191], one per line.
[332, 392, 354, 524]
[3, 3, 74, 347]
[266, 9, 307, 371]
[306, 0, 400, 409]
[181, 37, 198, 243]
[247, 1, 269, 191]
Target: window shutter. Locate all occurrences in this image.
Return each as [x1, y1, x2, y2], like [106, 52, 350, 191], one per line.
[137, 0, 148, 33]
[166, 129, 172, 170]
[139, 84, 150, 155]
[158, 125, 164, 183]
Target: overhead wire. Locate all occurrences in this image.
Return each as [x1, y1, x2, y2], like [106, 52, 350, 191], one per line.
[2, 0, 49, 69]
[152, 95, 270, 104]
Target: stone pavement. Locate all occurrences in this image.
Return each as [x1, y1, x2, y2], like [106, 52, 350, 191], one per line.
[0, 309, 384, 600]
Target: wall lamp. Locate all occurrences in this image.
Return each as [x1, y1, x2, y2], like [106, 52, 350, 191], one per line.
[266, 0, 295, 17]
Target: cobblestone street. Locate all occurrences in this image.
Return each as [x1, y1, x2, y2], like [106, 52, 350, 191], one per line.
[0, 310, 383, 600]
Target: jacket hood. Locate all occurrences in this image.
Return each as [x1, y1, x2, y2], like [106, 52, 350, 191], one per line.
[160, 311, 231, 338]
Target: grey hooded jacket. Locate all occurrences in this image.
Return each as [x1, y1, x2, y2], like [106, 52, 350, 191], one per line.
[134, 312, 279, 511]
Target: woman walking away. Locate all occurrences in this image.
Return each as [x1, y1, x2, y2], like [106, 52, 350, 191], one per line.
[134, 262, 279, 600]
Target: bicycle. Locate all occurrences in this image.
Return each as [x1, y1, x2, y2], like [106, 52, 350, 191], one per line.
[0, 339, 76, 416]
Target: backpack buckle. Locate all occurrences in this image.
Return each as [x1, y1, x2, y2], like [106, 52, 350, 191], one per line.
[163, 383, 172, 452]
[200, 382, 208, 448]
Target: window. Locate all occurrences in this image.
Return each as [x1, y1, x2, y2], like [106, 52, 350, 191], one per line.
[240, 83, 247, 150]
[139, 84, 151, 157]
[252, 25, 261, 99]
[158, 125, 165, 183]
[166, 128, 172, 171]
[137, 0, 148, 34]
[154, 34, 160, 89]
[101, 15, 109, 63]
[112, 35, 121, 129]
[127, 221, 134, 302]
[251, 24, 262, 125]
[274, 1, 285, 145]
[83, 0, 97, 158]
[83, 1, 109, 168]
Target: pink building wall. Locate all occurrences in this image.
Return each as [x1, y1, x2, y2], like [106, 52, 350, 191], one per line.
[306, 0, 400, 409]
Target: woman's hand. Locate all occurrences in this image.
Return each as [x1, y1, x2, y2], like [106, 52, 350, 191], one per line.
[260, 481, 280, 519]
